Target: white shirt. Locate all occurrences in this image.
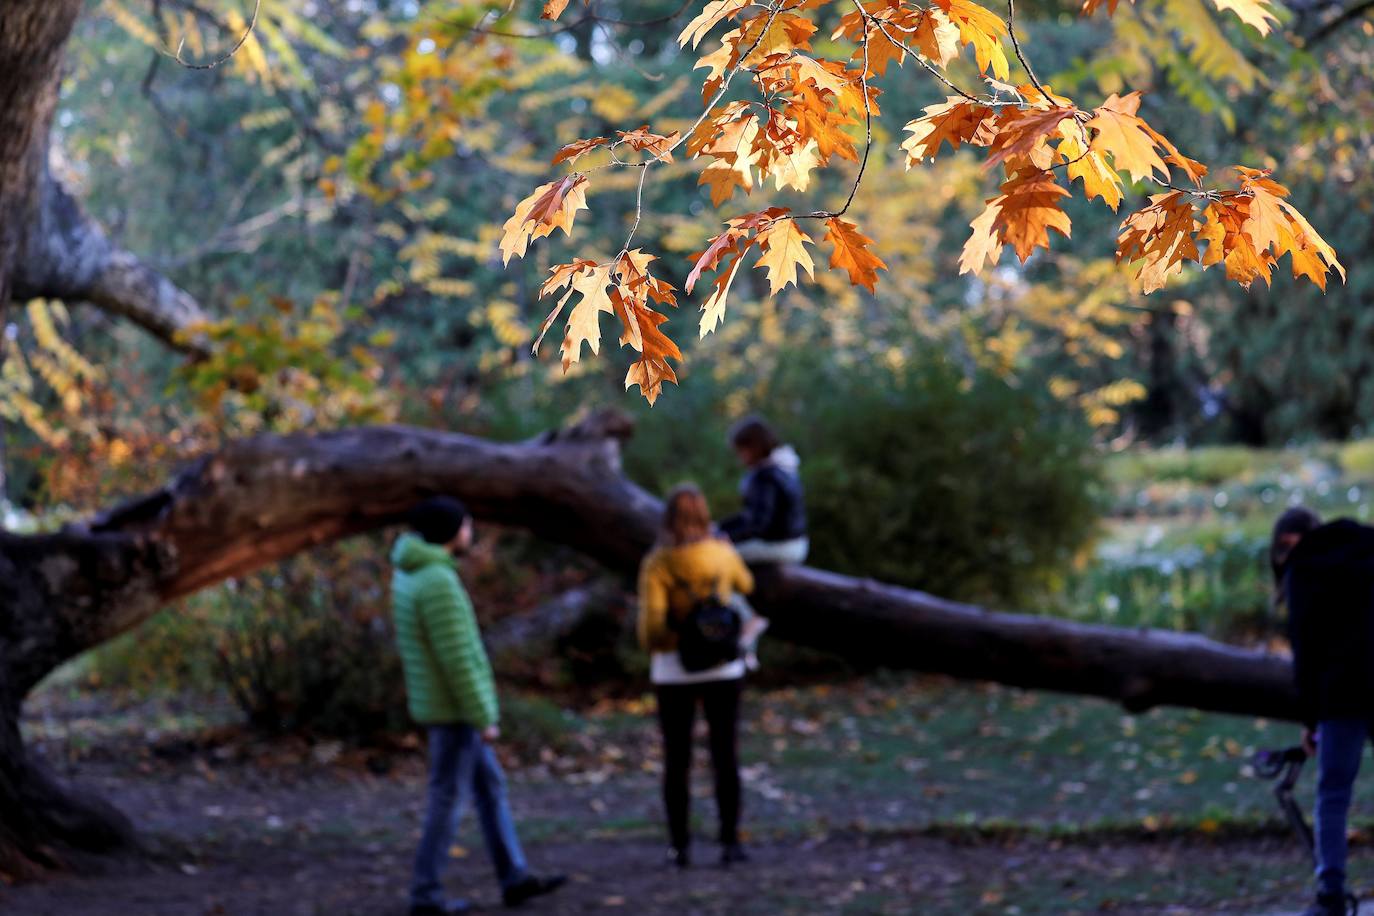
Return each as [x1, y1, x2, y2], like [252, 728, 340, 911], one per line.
[650, 651, 746, 686]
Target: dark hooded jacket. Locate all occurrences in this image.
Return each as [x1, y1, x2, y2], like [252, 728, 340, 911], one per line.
[719, 445, 807, 544]
[1285, 518, 1374, 727]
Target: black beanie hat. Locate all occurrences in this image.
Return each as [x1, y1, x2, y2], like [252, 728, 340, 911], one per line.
[408, 496, 470, 545]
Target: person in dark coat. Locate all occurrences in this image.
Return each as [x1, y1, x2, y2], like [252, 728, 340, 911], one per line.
[1274, 506, 1374, 916]
[719, 416, 808, 565]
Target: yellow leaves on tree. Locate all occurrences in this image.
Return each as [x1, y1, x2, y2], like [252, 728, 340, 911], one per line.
[495, 0, 1337, 403]
[1080, 0, 1280, 34]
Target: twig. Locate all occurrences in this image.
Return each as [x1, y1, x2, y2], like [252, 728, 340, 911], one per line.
[792, 0, 876, 220]
[174, 0, 262, 71]
[1304, 0, 1374, 43]
[620, 163, 651, 255]
[609, 1, 788, 257]
[1006, 0, 1055, 106]
[870, 19, 996, 105]
[437, 0, 697, 40]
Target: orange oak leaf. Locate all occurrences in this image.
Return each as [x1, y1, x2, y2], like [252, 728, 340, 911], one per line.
[617, 126, 680, 162]
[824, 218, 887, 292]
[699, 246, 750, 336]
[626, 356, 679, 405]
[933, 0, 1010, 80]
[499, 175, 589, 264]
[686, 227, 746, 293]
[1141, 123, 1208, 187]
[1196, 197, 1270, 288]
[754, 218, 816, 294]
[1085, 92, 1169, 184]
[901, 98, 994, 164]
[1116, 191, 1202, 293]
[1057, 120, 1124, 210]
[542, 0, 571, 20]
[789, 56, 870, 117]
[959, 199, 1004, 274]
[831, 1, 923, 76]
[984, 106, 1077, 171]
[1277, 200, 1345, 289]
[678, 0, 751, 49]
[908, 8, 962, 67]
[992, 170, 1072, 262]
[551, 137, 610, 167]
[559, 263, 616, 370]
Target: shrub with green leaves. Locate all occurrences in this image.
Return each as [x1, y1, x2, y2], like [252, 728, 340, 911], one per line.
[774, 353, 1104, 607]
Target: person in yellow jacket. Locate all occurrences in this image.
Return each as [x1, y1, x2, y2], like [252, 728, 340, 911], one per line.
[637, 484, 755, 869]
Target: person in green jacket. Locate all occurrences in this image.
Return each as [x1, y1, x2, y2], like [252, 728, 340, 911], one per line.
[392, 497, 565, 915]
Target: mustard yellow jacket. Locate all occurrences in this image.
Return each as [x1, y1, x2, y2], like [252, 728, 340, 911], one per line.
[637, 537, 755, 653]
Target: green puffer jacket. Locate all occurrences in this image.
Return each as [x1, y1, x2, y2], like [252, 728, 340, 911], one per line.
[390, 534, 499, 728]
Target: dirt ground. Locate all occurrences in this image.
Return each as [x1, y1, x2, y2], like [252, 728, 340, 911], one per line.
[0, 685, 1353, 915]
[0, 748, 1332, 915]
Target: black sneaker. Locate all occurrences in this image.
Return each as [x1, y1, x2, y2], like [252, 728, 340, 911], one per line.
[720, 844, 750, 866]
[409, 901, 471, 916]
[502, 874, 567, 907]
[1302, 893, 1348, 916]
[667, 847, 689, 869]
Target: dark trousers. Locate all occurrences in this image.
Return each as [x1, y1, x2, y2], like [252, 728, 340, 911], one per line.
[655, 678, 743, 850]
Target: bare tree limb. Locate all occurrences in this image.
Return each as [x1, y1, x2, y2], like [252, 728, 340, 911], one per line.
[12, 163, 209, 356]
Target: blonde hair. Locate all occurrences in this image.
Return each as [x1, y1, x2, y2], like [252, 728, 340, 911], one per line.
[663, 484, 713, 546]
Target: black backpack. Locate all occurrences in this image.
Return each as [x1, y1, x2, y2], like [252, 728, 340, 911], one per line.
[669, 580, 742, 672]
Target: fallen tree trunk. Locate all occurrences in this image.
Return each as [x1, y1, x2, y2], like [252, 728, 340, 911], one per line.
[0, 411, 1298, 873]
[757, 567, 1297, 720]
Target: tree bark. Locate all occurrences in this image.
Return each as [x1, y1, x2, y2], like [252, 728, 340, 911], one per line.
[0, 0, 84, 310]
[1, 2, 208, 359]
[0, 411, 1301, 873]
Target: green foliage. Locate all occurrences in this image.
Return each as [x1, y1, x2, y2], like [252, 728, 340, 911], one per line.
[177, 295, 395, 436]
[209, 542, 409, 738]
[90, 540, 410, 738]
[790, 352, 1105, 607]
[1338, 439, 1374, 479]
[1105, 445, 1288, 487]
[1058, 534, 1271, 639]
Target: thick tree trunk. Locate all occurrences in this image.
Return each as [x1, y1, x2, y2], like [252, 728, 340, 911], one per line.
[1, 2, 207, 359]
[0, 0, 148, 877]
[0, 412, 1301, 873]
[0, 0, 84, 308]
